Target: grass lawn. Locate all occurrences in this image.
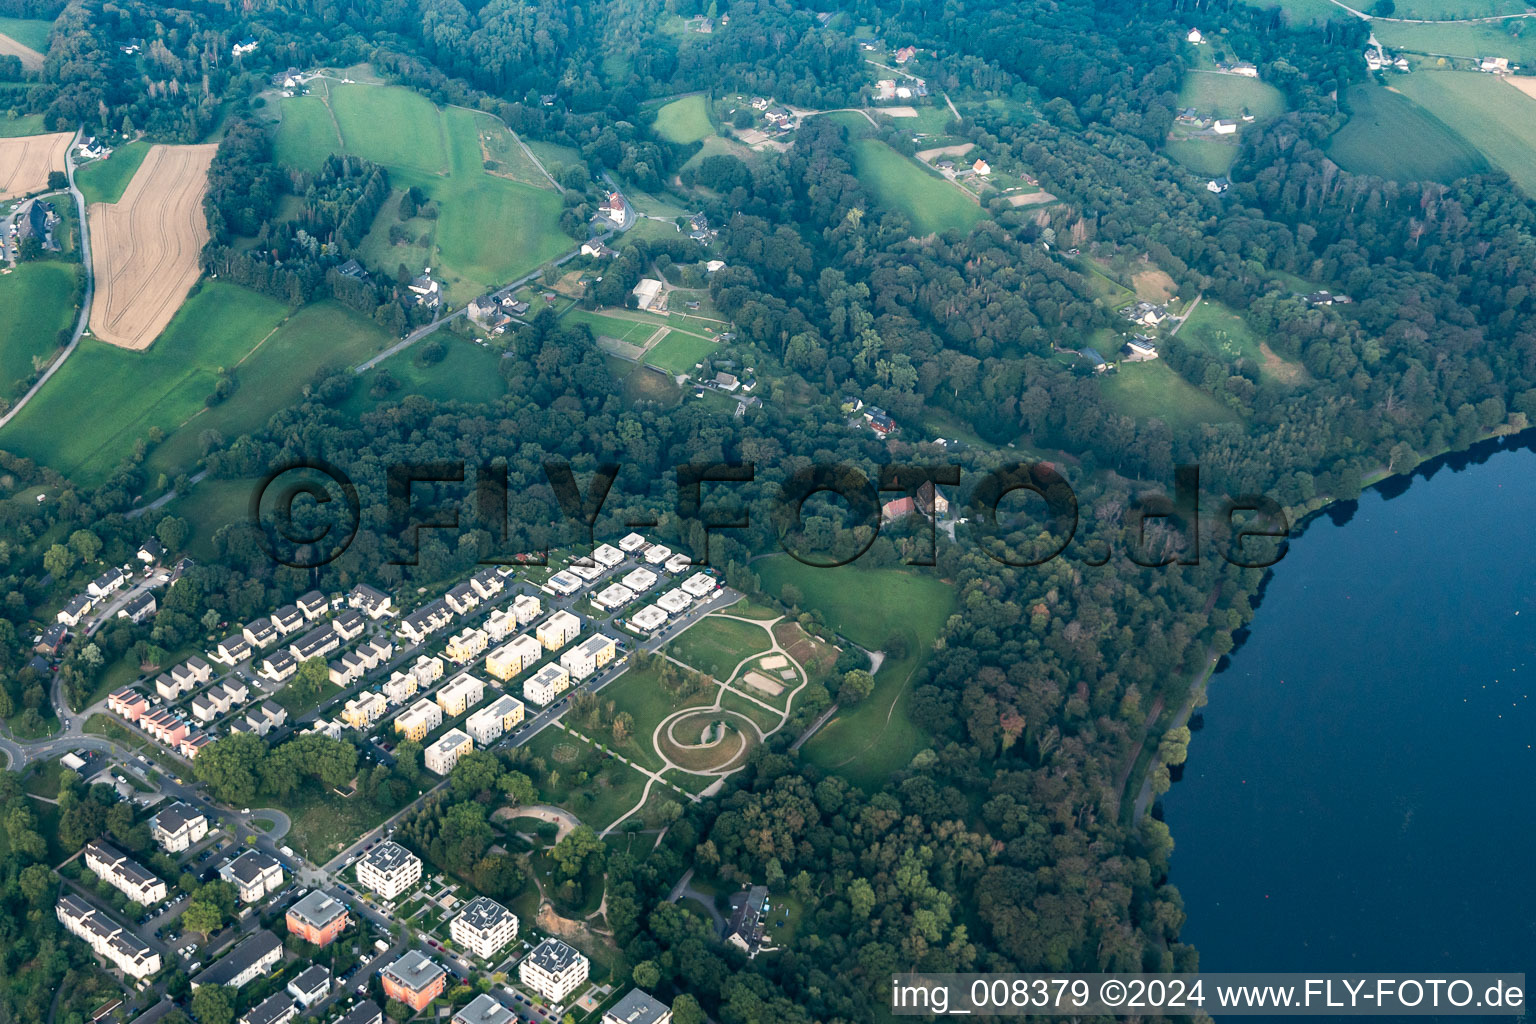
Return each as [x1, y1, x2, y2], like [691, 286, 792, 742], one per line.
[470, 110, 550, 188]
[1373, 20, 1536, 64]
[1178, 299, 1265, 364]
[665, 615, 772, 679]
[599, 659, 716, 772]
[275, 83, 568, 303]
[1099, 359, 1243, 431]
[1264, 0, 1354, 21]
[717, 688, 782, 735]
[277, 783, 394, 862]
[523, 727, 651, 831]
[563, 309, 657, 346]
[346, 335, 506, 414]
[76, 141, 151, 205]
[1164, 138, 1240, 177]
[0, 16, 51, 52]
[653, 95, 713, 144]
[611, 359, 683, 407]
[848, 138, 985, 236]
[0, 113, 47, 138]
[1177, 70, 1287, 119]
[168, 477, 258, 560]
[525, 140, 586, 177]
[1392, 71, 1536, 194]
[754, 557, 954, 787]
[1327, 83, 1489, 184]
[645, 329, 718, 374]
[0, 261, 77, 395]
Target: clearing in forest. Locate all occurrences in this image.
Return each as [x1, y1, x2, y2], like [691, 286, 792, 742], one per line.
[0, 131, 70, 201]
[87, 143, 217, 350]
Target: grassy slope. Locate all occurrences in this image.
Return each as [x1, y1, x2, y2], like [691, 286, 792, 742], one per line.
[1099, 359, 1244, 431]
[848, 138, 985, 236]
[755, 557, 954, 787]
[345, 335, 506, 415]
[664, 616, 772, 678]
[1392, 71, 1536, 194]
[75, 141, 151, 205]
[0, 261, 76, 393]
[0, 114, 47, 138]
[653, 95, 713, 144]
[1374, 21, 1536, 64]
[1327, 82, 1488, 183]
[0, 16, 51, 52]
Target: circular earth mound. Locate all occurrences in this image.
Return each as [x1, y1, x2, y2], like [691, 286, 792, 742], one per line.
[659, 709, 759, 773]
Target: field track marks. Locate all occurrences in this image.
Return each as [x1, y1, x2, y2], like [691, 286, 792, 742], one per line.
[0, 31, 43, 70]
[0, 132, 71, 201]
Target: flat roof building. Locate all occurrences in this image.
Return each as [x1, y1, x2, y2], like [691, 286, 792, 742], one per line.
[602, 989, 673, 1024]
[357, 841, 421, 901]
[536, 610, 581, 651]
[523, 663, 571, 706]
[518, 937, 589, 1004]
[424, 728, 472, 775]
[381, 950, 446, 1012]
[450, 896, 519, 960]
[466, 694, 525, 746]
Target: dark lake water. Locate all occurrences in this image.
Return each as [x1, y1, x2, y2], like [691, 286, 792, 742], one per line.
[1166, 433, 1536, 975]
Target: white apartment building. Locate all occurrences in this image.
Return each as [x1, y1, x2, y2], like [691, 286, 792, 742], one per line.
[485, 634, 542, 680]
[424, 728, 472, 775]
[435, 673, 485, 717]
[465, 694, 524, 745]
[445, 627, 489, 664]
[395, 698, 442, 742]
[57, 895, 162, 978]
[511, 594, 541, 625]
[221, 850, 284, 904]
[536, 610, 581, 651]
[449, 896, 519, 959]
[151, 801, 209, 853]
[383, 670, 419, 705]
[356, 841, 421, 901]
[84, 841, 168, 905]
[560, 634, 616, 680]
[342, 691, 387, 730]
[523, 663, 571, 706]
[519, 937, 590, 1004]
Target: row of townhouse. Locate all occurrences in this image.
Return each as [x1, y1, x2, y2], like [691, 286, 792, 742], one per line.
[155, 656, 213, 700]
[84, 840, 168, 905]
[484, 593, 541, 641]
[329, 634, 394, 686]
[57, 895, 162, 978]
[192, 929, 282, 990]
[229, 700, 288, 738]
[190, 678, 251, 722]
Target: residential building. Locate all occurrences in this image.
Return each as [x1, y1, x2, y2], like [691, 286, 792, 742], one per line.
[621, 567, 657, 592]
[725, 885, 770, 954]
[244, 618, 278, 648]
[536, 610, 581, 651]
[449, 897, 519, 960]
[511, 594, 541, 625]
[643, 544, 673, 565]
[383, 671, 419, 705]
[288, 965, 333, 1007]
[84, 841, 167, 905]
[397, 599, 453, 642]
[191, 930, 282, 990]
[628, 605, 668, 634]
[592, 584, 635, 611]
[119, 591, 157, 624]
[289, 625, 339, 662]
[445, 627, 489, 664]
[137, 539, 165, 564]
[381, 951, 446, 1012]
[272, 605, 305, 634]
[58, 593, 93, 626]
[523, 663, 571, 706]
[602, 990, 672, 1024]
[56, 895, 162, 979]
[470, 568, 504, 599]
[518, 938, 589, 1004]
[240, 994, 298, 1024]
[108, 688, 148, 721]
[342, 692, 387, 729]
[413, 654, 445, 685]
[349, 583, 394, 619]
[590, 543, 624, 568]
[333, 1001, 383, 1024]
[151, 801, 208, 853]
[87, 567, 127, 598]
[486, 635, 542, 680]
[618, 533, 647, 553]
[395, 698, 442, 742]
[37, 622, 67, 653]
[262, 651, 297, 682]
[452, 994, 513, 1024]
[424, 728, 472, 775]
[544, 570, 582, 596]
[484, 608, 515, 642]
[215, 634, 251, 665]
[181, 733, 212, 759]
[297, 590, 328, 621]
[656, 590, 691, 615]
[681, 572, 718, 598]
[444, 582, 479, 615]
[466, 695, 524, 745]
[222, 850, 284, 904]
[286, 890, 349, 947]
[357, 842, 421, 900]
[435, 673, 485, 717]
[332, 609, 365, 641]
[560, 634, 616, 680]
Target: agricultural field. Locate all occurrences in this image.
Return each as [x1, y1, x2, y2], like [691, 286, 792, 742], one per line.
[1098, 359, 1244, 431]
[0, 261, 77, 394]
[87, 143, 217, 349]
[1327, 83, 1488, 183]
[755, 556, 954, 786]
[1392, 71, 1536, 194]
[74, 141, 150, 205]
[1372, 21, 1536, 64]
[0, 131, 68, 201]
[0, 283, 392, 486]
[653, 95, 713, 144]
[0, 16, 46, 69]
[847, 138, 985, 236]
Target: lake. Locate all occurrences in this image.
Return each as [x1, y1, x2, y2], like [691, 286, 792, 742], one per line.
[1166, 433, 1536, 973]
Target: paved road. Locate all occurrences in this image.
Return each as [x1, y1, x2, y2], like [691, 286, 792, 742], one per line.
[0, 125, 93, 431]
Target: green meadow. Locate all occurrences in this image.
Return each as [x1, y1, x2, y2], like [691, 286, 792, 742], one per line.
[1373, 20, 1536, 64]
[75, 141, 151, 205]
[848, 138, 985, 236]
[1178, 70, 1287, 119]
[645, 329, 717, 374]
[1098, 359, 1243, 432]
[653, 95, 713, 144]
[1392, 71, 1536, 195]
[0, 262, 78, 395]
[0, 283, 392, 486]
[1327, 83, 1489, 183]
[0, 16, 52, 52]
[273, 81, 568, 302]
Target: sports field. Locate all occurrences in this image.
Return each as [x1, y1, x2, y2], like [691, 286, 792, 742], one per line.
[0, 283, 391, 485]
[1327, 83, 1488, 183]
[848, 138, 985, 236]
[653, 95, 712, 144]
[0, 262, 77, 394]
[564, 309, 657, 345]
[88, 143, 216, 350]
[645, 329, 717, 374]
[274, 81, 568, 302]
[1392, 71, 1536, 194]
[75, 141, 151, 205]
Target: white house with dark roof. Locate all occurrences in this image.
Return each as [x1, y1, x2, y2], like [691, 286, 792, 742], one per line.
[152, 801, 209, 853]
[221, 850, 284, 903]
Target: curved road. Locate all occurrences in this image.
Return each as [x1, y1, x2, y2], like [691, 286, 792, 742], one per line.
[0, 125, 93, 430]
